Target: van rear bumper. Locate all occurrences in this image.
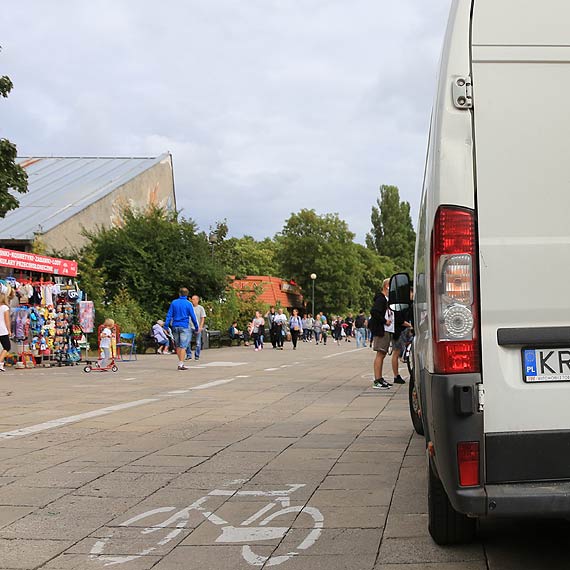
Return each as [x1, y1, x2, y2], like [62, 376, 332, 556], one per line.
[427, 371, 570, 517]
[485, 482, 570, 517]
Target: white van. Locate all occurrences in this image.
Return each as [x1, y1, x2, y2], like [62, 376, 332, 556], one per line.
[391, 0, 570, 545]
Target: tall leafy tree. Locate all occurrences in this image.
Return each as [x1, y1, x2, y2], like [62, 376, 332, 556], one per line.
[276, 209, 362, 315]
[0, 51, 28, 217]
[80, 206, 227, 317]
[366, 185, 416, 276]
[219, 236, 279, 278]
[353, 244, 396, 311]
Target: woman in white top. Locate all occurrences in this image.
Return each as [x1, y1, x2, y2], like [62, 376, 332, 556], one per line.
[251, 311, 265, 351]
[289, 309, 303, 350]
[0, 292, 12, 371]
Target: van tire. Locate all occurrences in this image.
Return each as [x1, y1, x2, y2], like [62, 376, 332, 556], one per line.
[428, 458, 476, 545]
[408, 364, 424, 436]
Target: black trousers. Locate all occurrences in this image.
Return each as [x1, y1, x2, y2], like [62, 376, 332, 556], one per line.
[291, 329, 300, 348]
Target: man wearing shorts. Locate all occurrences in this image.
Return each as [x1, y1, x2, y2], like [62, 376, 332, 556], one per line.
[165, 287, 199, 371]
[368, 278, 392, 389]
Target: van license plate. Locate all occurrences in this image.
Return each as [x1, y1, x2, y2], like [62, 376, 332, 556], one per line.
[523, 348, 570, 383]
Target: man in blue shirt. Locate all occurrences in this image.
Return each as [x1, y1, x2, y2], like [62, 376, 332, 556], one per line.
[165, 287, 199, 370]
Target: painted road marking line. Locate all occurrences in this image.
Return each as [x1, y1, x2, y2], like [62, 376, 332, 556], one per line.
[194, 361, 246, 368]
[124, 377, 137, 381]
[323, 348, 366, 359]
[189, 378, 235, 390]
[166, 390, 190, 395]
[0, 399, 160, 440]
[236, 375, 250, 378]
[0, 377, 238, 440]
[264, 368, 279, 372]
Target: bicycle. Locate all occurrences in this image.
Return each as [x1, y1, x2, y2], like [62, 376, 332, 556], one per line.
[89, 482, 323, 567]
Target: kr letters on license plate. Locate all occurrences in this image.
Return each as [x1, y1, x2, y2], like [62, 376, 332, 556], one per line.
[523, 349, 570, 382]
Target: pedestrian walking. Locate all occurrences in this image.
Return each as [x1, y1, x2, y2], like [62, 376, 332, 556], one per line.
[0, 292, 12, 372]
[332, 317, 343, 345]
[344, 314, 354, 342]
[251, 311, 265, 351]
[302, 314, 310, 342]
[186, 295, 206, 361]
[313, 317, 322, 345]
[266, 307, 278, 348]
[289, 308, 303, 350]
[274, 308, 287, 349]
[354, 310, 367, 348]
[165, 287, 199, 371]
[306, 314, 315, 341]
[321, 319, 330, 345]
[368, 279, 392, 389]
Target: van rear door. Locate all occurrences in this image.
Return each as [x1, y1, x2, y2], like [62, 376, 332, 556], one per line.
[471, 1, 570, 482]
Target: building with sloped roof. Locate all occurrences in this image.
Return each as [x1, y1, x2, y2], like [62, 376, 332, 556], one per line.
[0, 153, 176, 253]
[230, 275, 304, 311]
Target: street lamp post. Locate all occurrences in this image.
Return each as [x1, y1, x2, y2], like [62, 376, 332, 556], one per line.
[310, 273, 317, 316]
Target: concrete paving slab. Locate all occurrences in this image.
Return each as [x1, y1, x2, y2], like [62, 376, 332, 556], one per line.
[0, 485, 70, 507]
[377, 536, 485, 565]
[307, 488, 393, 508]
[73, 472, 173, 498]
[0, 506, 34, 529]
[383, 514, 430, 538]
[0, 538, 71, 569]
[292, 505, 387, 529]
[275, 527, 382, 556]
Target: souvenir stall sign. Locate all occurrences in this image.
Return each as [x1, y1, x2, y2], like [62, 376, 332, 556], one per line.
[0, 248, 77, 277]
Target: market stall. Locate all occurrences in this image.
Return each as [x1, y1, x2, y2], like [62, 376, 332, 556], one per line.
[0, 248, 94, 368]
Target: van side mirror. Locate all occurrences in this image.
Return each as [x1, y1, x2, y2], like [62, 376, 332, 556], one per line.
[389, 273, 411, 311]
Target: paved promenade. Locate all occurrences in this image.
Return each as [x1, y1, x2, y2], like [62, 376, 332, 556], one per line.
[0, 342, 567, 569]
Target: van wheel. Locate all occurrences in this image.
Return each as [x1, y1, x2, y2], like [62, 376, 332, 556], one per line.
[428, 458, 476, 545]
[407, 353, 424, 435]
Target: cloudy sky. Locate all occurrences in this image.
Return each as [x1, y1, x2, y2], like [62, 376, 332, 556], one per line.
[1, 0, 451, 242]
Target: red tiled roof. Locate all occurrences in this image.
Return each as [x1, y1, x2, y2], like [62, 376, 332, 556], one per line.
[230, 276, 304, 309]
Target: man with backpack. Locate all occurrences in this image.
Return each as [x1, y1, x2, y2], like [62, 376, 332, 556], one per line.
[354, 310, 367, 348]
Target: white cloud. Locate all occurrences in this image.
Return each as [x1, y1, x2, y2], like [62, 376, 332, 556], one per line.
[1, 0, 452, 241]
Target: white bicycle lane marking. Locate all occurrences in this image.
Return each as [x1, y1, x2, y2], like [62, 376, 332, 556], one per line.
[89, 482, 324, 567]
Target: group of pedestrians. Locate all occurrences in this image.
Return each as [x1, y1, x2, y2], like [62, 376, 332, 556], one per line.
[161, 288, 206, 371]
[368, 278, 414, 390]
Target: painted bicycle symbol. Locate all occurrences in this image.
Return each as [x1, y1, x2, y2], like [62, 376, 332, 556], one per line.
[89, 482, 324, 567]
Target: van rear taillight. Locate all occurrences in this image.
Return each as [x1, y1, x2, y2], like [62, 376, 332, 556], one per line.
[431, 207, 480, 374]
[457, 441, 480, 487]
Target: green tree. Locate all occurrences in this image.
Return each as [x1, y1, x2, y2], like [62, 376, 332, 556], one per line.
[276, 209, 362, 315]
[0, 54, 28, 217]
[353, 244, 396, 311]
[80, 206, 227, 318]
[366, 185, 416, 276]
[220, 236, 279, 278]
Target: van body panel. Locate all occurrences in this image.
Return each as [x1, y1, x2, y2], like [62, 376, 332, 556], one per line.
[414, 0, 474, 375]
[471, 21, 570, 434]
[472, 0, 570, 46]
[414, 0, 570, 525]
